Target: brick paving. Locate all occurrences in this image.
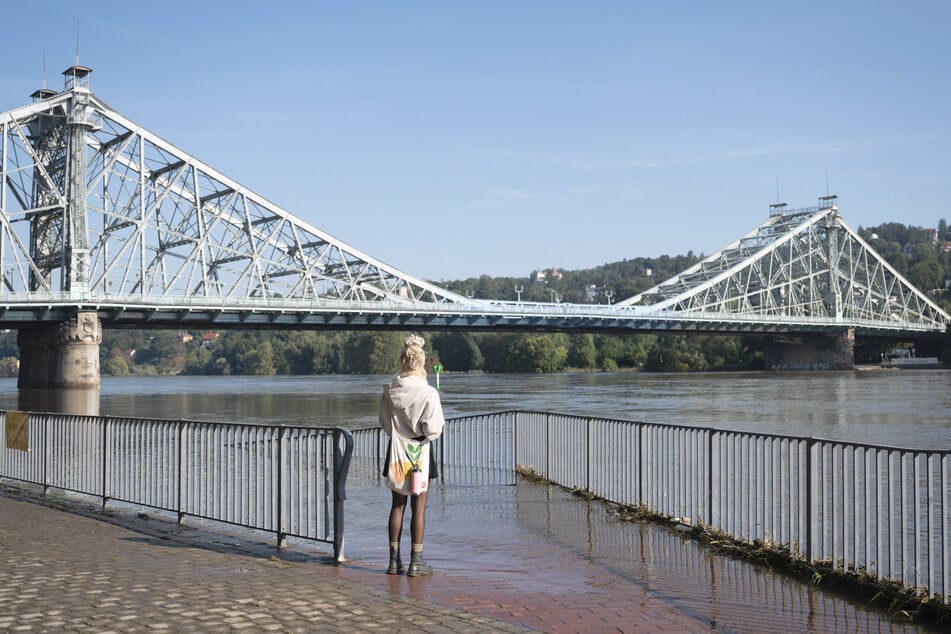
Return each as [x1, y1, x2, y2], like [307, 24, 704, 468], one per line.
[0, 484, 706, 633]
[1, 478, 929, 633]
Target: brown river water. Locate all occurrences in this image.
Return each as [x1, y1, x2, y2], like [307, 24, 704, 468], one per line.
[3, 370, 945, 447]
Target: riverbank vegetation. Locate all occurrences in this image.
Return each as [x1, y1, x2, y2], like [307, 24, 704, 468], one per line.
[99, 330, 766, 377]
[0, 219, 946, 378]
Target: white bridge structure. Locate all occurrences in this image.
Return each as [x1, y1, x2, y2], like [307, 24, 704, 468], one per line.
[1, 66, 948, 387]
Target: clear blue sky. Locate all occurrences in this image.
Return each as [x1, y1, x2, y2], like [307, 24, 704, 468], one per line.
[2, 1, 948, 281]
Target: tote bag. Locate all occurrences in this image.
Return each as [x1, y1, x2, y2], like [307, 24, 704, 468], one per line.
[386, 431, 430, 495]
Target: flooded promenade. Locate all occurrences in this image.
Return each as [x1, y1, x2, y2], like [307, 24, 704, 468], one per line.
[1, 474, 938, 633]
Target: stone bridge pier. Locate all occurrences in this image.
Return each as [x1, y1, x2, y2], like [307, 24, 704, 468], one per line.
[17, 312, 102, 389]
[764, 328, 855, 371]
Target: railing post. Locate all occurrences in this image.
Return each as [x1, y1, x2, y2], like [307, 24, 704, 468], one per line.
[277, 427, 286, 548]
[805, 437, 815, 561]
[177, 421, 185, 524]
[512, 411, 519, 481]
[439, 425, 445, 482]
[43, 415, 50, 496]
[545, 413, 551, 478]
[942, 452, 949, 602]
[333, 428, 354, 563]
[706, 429, 714, 526]
[638, 423, 645, 506]
[376, 427, 382, 478]
[585, 417, 592, 493]
[903, 451, 912, 585]
[101, 417, 109, 511]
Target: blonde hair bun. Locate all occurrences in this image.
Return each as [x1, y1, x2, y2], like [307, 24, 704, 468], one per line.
[404, 335, 425, 349]
[399, 335, 427, 376]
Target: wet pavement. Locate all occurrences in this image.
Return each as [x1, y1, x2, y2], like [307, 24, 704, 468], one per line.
[0, 473, 938, 633]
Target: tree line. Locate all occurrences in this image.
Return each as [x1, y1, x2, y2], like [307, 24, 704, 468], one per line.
[84, 330, 765, 377]
[0, 219, 947, 377]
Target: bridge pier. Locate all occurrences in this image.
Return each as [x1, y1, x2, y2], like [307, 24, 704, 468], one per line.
[764, 329, 854, 371]
[17, 312, 102, 389]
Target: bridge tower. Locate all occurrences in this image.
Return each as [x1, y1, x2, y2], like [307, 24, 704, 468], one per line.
[17, 66, 101, 389]
[763, 196, 854, 370]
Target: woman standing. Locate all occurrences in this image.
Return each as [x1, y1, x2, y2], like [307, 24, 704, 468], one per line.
[379, 335, 445, 576]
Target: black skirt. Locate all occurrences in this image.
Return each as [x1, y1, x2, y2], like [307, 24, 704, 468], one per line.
[382, 439, 439, 481]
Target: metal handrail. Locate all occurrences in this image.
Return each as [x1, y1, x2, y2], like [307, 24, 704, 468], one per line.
[0, 290, 943, 334]
[0, 411, 353, 561]
[353, 410, 950, 603]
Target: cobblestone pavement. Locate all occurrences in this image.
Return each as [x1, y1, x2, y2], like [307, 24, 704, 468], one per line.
[1, 478, 931, 633]
[0, 484, 705, 633]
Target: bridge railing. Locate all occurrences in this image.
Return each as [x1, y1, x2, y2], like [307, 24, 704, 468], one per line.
[0, 411, 353, 561]
[352, 411, 950, 604]
[0, 291, 944, 334]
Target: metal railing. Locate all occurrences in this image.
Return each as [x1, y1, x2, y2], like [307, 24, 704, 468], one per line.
[0, 411, 353, 561]
[0, 291, 942, 336]
[353, 411, 950, 603]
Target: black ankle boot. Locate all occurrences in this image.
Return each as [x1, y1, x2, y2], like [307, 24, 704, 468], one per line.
[387, 547, 403, 575]
[406, 550, 433, 577]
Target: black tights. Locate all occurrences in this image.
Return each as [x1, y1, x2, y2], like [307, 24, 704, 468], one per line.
[388, 489, 428, 546]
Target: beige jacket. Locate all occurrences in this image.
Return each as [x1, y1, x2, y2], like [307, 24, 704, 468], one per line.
[379, 375, 445, 441]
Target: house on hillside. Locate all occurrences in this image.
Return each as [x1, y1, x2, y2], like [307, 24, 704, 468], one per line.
[531, 267, 563, 283]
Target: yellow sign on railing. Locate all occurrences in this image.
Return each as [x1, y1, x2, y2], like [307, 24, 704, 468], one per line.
[5, 411, 29, 451]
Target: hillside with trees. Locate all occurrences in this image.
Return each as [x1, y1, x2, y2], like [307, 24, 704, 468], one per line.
[0, 220, 946, 378]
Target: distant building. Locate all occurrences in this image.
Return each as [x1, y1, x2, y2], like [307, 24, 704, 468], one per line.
[531, 267, 563, 283]
[201, 332, 219, 347]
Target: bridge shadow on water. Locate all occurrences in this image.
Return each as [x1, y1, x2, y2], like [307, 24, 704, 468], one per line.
[342, 472, 937, 633]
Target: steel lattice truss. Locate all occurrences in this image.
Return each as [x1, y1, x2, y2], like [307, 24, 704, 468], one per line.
[0, 79, 469, 307]
[616, 201, 950, 330]
[0, 72, 947, 336]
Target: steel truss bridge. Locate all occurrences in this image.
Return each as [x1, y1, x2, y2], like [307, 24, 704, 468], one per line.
[0, 67, 948, 339]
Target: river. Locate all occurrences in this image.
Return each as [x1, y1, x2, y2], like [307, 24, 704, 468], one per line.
[1, 369, 948, 448]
